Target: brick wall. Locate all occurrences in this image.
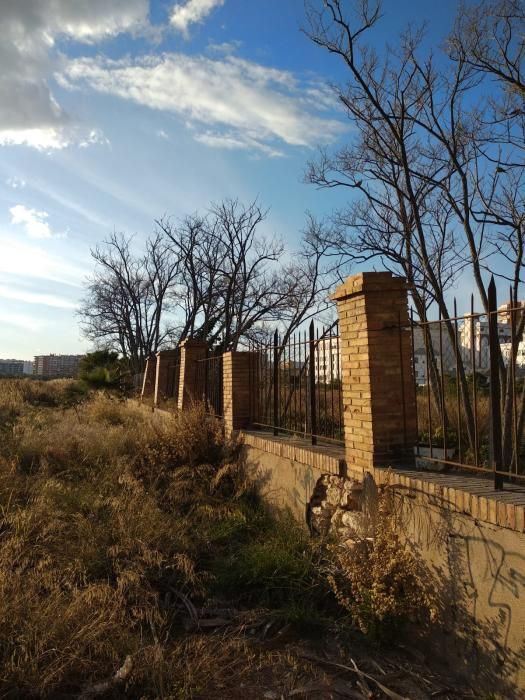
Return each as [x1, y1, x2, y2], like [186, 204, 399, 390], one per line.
[331, 272, 417, 477]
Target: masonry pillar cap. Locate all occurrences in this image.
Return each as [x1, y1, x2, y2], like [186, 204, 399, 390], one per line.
[178, 338, 208, 349]
[330, 271, 408, 302]
[155, 348, 180, 358]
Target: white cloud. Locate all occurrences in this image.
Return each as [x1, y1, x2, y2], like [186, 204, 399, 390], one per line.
[207, 40, 242, 55]
[78, 129, 111, 149]
[156, 129, 170, 140]
[0, 0, 149, 149]
[193, 130, 284, 157]
[6, 177, 26, 189]
[170, 0, 223, 36]
[0, 310, 45, 332]
[0, 233, 84, 287]
[60, 54, 344, 155]
[10, 204, 53, 239]
[0, 285, 76, 309]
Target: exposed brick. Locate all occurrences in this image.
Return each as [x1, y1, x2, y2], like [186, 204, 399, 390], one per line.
[331, 271, 416, 471]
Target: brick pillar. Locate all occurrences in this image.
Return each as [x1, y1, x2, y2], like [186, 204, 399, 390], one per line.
[177, 339, 208, 410]
[141, 355, 156, 400]
[154, 349, 179, 406]
[331, 271, 417, 478]
[223, 351, 258, 434]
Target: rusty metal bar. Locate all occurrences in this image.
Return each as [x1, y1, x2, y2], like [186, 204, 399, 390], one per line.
[454, 299, 462, 464]
[470, 295, 479, 467]
[488, 277, 504, 490]
[273, 329, 279, 436]
[309, 321, 317, 446]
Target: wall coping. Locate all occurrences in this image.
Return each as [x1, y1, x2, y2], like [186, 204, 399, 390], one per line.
[241, 430, 525, 534]
[241, 430, 346, 477]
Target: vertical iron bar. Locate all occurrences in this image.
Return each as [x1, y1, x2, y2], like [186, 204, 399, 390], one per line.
[423, 321, 433, 458]
[323, 328, 328, 439]
[293, 333, 297, 433]
[273, 330, 279, 435]
[439, 309, 446, 454]
[454, 299, 462, 464]
[470, 295, 479, 466]
[336, 323, 342, 441]
[330, 326, 335, 439]
[316, 325, 321, 438]
[309, 321, 317, 445]
[510, 287, 519, 475]
[299, 331, 304, 435]
[488, 277, 503, 489]
[410, 309, 420, 457]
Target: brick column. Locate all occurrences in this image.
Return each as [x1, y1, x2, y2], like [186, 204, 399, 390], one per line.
[141, 355, 156, 400]
[154, 349, 179, 407]
[331, 272, 417, 478]
[223, 351, 258, 434]
[177, 339, 208, 410]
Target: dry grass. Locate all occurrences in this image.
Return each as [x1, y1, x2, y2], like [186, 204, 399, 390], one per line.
[327, 492, 436, 641]
[0, 383, 248, 697]
[0, 380, 471, 699]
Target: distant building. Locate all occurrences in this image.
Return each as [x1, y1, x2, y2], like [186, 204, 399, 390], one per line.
[459, 318, 512, 370]
[23, 361, 33, 375]
[497, 300, 525, 324]
[33, 354, 84, 378]
[501, 341, 525, 370]
[0, 359, 25, 376]
[315, 336, 341, 383]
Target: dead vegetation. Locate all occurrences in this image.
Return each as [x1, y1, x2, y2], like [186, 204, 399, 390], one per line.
[0, 379, 475, 699]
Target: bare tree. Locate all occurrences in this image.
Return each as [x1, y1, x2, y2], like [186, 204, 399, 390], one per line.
[79, 232, 178, 373]
[304, 0, 525, 465]
[81, 200, 335, 374]
[157, 199, 335, 351]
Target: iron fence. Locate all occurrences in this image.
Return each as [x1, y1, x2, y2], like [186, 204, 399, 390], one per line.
[195, 352, 223, 417]
[411, 278, 525, 489]
[249, 320, 343, 445]
[165, 352, 181, 403]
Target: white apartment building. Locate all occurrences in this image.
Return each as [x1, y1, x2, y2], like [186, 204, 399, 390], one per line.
[500, 341, 525, 369]
[315, 336, 341, 383]
[459, 318, 512, 370]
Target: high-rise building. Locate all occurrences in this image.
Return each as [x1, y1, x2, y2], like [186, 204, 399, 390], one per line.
[33, 354, 84, 378]
[0, 359, 25, 376]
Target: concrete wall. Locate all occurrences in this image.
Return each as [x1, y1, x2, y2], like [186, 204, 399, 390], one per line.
[385, 481, 525, 695]
[241, 432, 345, 522]
[242, 432, 525, 696]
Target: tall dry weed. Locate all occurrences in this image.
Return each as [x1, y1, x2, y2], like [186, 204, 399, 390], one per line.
[0, 392, 246, 697]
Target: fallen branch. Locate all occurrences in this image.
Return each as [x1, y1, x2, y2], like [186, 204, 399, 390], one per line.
[78, 655, 133, 700]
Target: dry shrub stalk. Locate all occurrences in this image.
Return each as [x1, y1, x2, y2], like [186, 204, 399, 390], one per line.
[327, 492, 436, 639]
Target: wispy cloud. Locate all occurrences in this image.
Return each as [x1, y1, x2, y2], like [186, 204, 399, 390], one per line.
[60, 54, 345, 156]
[6, 176, 26, 189]
[0, 285, 76, 309]
[78, 129, 110, 149]
[0, 310, 45, 332]
[0, 0, 149, 149]
[10, 204, 54, 239]
[207, 40, 242, 55]
[0, 234, 84, 287]
[170, 0, 224, 36]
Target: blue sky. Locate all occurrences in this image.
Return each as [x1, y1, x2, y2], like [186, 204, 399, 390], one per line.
[0, 0, 461, 360]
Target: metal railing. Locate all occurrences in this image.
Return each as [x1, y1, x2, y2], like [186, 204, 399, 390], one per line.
[249, 320, 343, 445]
[411, 277, 525, 489]
[195, 352, 223, 417]
[165, 353, 181, 403]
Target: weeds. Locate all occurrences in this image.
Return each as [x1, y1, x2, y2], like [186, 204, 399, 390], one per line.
[0, 379, 443, 698]
[327, 492, 436, 641]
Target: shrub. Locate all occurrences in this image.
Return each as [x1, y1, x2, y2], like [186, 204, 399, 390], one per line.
[327, 493, 436, 640]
